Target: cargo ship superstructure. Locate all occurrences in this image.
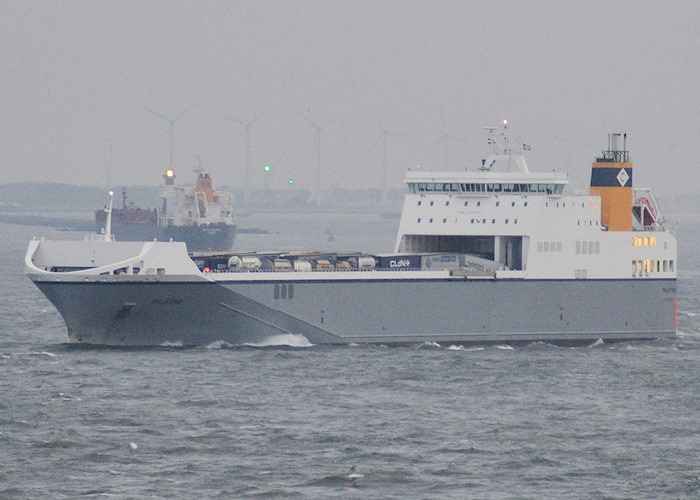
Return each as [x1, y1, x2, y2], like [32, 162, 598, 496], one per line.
[28, 125, 677, 346]
[95, 168, 236, 252]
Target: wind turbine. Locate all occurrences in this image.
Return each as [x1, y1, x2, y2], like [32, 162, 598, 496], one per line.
[147, 105, 194, 168]
[302, 114, 322, 200]
[224, 107, 267, 198]
[421, 108, 466, 170]
[374, 108, 407, 194]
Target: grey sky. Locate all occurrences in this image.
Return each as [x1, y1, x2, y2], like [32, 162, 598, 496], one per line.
[2, 1, 698, 196]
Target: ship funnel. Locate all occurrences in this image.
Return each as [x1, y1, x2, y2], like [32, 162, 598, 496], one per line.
[590, 133, 632, 231]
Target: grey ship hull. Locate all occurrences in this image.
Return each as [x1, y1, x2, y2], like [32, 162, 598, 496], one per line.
[34, 276, 677, 347]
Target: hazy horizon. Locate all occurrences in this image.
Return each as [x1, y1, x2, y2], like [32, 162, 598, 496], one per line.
[3, 1, 699, 197]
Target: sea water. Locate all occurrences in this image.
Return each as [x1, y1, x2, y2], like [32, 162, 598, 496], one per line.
[1, 216, 699, 499]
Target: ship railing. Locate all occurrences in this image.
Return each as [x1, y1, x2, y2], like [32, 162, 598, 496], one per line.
[212, 267, 423, 273]
[205, 266, 495, 276]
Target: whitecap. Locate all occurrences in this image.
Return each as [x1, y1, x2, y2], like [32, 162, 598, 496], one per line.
[346, 465, 364, 481]
[159, 340, 184, 348]
[447, 345, 465, 351]
[495, 344, 514, 350]
[129, 442, 138, 451]
[245, 333, 313, 348]
[418, 341, 442, 348]
[204, 340, 234, 349]
[588, 338, 605, 347]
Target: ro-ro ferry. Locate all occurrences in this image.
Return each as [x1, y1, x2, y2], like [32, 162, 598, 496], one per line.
[26, 125, 677, 346]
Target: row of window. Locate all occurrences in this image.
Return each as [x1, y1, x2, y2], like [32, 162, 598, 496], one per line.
[633, 259, 674, 274]
[409, 182, 565, 194]
[415, 217, 520, 225]
[575, 241, 601, 254]
[417, 200, 529, 208]
[633, 236, 657, 247]
[546, 201, 598, 209]
[273, 283, 294, 299]
[537, 241, 563, 252]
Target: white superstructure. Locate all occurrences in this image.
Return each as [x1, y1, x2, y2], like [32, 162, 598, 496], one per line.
[395, 127, 675, 281]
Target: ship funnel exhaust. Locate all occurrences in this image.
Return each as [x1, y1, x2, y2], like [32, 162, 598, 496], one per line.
[590, 133, 632, 231]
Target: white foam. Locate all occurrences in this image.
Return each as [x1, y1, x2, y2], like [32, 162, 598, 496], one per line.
[419, 341, 442, 348]
[29, 351, 57, 357]
[588, 338, 606, 347]
[245, 333, 313, 348]
[204, 340, 235, 349]
[159, 340, 183, 347]
[495, 344, 514, 350]
[129, 442, 138, 451]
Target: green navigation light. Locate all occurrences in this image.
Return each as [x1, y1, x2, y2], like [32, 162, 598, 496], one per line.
[264, 165, 271, 172]
[288, 179, 294, 185]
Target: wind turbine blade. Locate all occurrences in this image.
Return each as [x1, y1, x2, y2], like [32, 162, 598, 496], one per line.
[147, 107, 171, 122]
[249, 106, 269, 126]
[172, 103, 195, 122]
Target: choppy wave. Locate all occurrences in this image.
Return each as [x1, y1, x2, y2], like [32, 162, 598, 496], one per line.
[1, 216, 699, 499]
